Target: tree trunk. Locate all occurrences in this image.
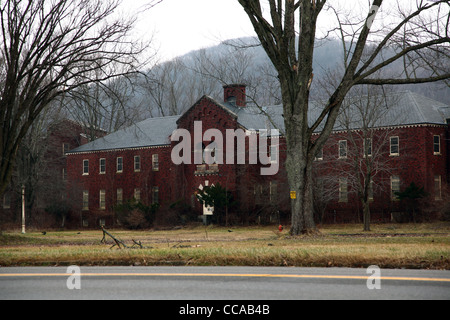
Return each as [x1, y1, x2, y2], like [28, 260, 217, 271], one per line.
[286, 135, 317, 235]
[363, 200, 371, 232]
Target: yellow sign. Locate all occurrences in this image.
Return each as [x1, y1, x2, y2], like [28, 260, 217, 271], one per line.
[290, 191, 297, 199]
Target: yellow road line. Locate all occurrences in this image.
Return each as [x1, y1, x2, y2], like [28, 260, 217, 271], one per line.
[0, 273, 449, 283]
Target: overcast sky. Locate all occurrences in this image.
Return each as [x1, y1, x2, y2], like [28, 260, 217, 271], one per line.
[122, 0, 255, 61]
[121, 0, 442, 63]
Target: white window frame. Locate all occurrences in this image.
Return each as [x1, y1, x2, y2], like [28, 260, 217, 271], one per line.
[82, 191, 89, 211]
[117, 188, 123, 205]
[99, 190, 106, 210]
[390, 137, 400, 156]
[152, 154, 159, 171]
[117, 157, 123, 173]
[364, 138, 373, 158]
[134, 156, 141, 172]
[99, 158, 106, 174]
[339, 140, 348, 159]
[391, 176, 401, 201]
[433, 135, 441, 155]
[339, 178, 348, 203]
[134, 188, 141, 202]
[83, 160, 89, 175]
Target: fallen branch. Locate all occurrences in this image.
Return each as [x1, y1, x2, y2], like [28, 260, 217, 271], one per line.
[132, 239, 143, 249]
[101, 226, 128, 249]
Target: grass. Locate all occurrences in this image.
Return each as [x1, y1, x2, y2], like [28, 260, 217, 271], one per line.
[0, 222, 449, 269]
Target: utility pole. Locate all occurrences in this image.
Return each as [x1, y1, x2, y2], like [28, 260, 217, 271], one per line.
[21, 185, 26, 234]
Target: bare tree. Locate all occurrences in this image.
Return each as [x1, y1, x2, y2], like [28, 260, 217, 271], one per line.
[0, 0, 152, 196]
[237, 0, 449, 235]
[64, 69, 143, 138]
[334, 86, 404, 231]
[141, 58, 195, 117]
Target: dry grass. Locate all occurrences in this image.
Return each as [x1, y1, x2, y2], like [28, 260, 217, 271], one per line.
[1, 222, 449, 269]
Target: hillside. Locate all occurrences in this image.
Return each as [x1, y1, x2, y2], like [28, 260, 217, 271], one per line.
[144, 36, 449, 112]
[63, 37, 449, 134]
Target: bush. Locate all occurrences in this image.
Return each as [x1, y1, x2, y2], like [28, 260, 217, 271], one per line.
[115, 200, 159, 229]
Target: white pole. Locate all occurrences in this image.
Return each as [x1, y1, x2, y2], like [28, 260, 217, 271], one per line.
[21, 185, 25, 234]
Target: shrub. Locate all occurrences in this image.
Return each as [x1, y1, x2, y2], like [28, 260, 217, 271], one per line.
[115, 200, 159, 229]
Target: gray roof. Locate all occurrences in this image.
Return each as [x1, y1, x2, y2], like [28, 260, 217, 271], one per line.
[232, 90, 450, 133]
[68, 91, 449, 154]
[68, 116, 180, 153]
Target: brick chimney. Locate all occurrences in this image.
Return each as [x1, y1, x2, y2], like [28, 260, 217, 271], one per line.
[223, 84, 246, 107]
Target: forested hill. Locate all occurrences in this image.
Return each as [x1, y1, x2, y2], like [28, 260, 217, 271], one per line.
[63, 37, 449, 134]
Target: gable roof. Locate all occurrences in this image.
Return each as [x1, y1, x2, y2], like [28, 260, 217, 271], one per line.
[176, 95, 238, 125]
[67, 115, 180, 154]
[68, 91, 448, 154]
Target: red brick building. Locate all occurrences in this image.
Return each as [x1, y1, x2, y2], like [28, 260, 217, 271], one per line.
[66, 85, 449, 227]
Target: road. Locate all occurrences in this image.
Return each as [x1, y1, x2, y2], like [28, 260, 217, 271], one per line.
[0, 266, 449, 300]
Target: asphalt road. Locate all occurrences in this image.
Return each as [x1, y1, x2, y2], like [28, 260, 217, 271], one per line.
[0, 266, 449, 300]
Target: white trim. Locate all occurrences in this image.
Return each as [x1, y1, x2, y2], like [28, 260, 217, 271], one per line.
[82, 159, 89, 175]
[433, 135, 441, 155]
[338, 140, 348, 159]
[390, 136, 400, 157]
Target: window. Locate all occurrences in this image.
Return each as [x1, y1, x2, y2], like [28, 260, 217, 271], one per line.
[390, 137, 399, 156]
[339, 178, 348, 203]
[117, 189, 123, 205]
[134, 188, 141, 202]
[435, 175, 442, 200]
[117, 157, 123, 173]
[134, 156, 141, 172]
[82, 191, 89, 210]
[83, 160, 89, 175]
[152, 186, 159, 204]
[434, 136, 441, 155]
[339, 140, 347, 159]
[3, 193, 11, 209]
[99, 190, 106, 210]
[100, 158, 106, 174]
[391, 176, 401, 200]
[364, 138, 373, 157]
[152, 154, 159, 171]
